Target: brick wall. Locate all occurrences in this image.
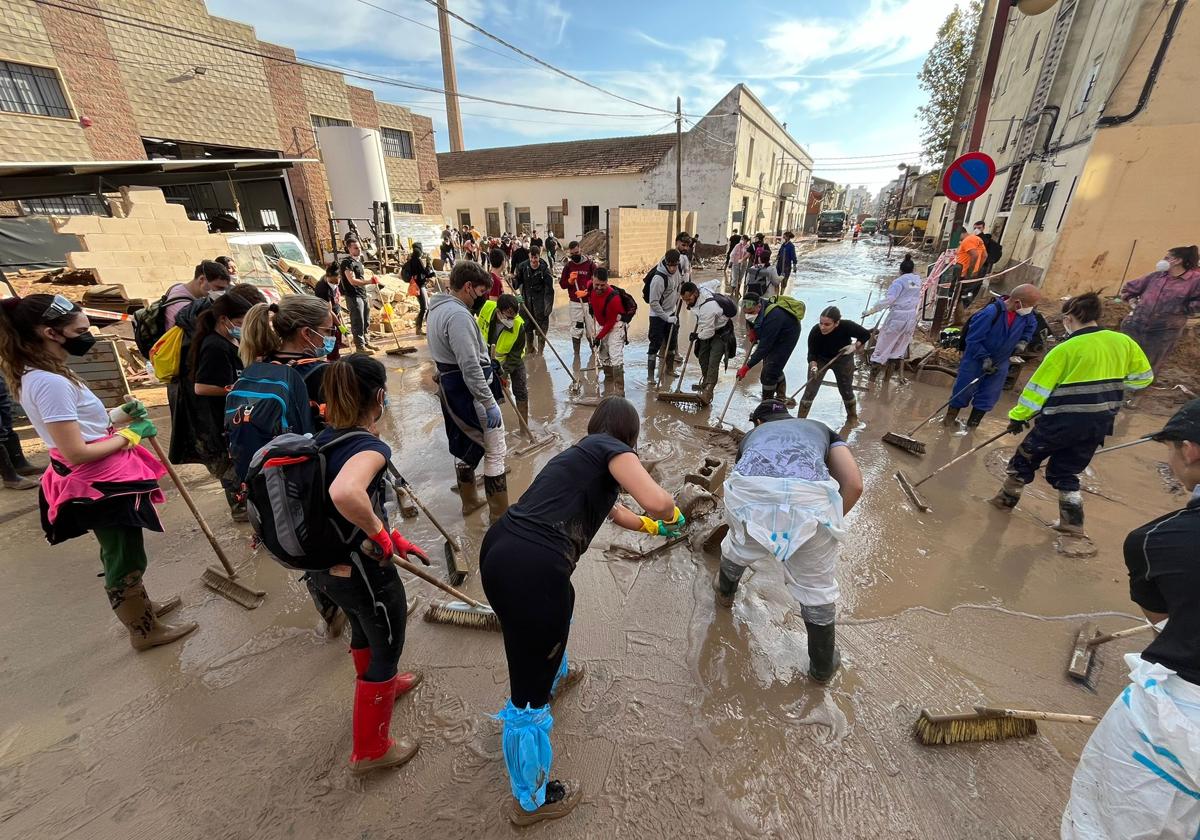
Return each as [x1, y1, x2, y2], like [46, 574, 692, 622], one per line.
[347, 86, 379, 130]
[413, 114, 441, 215]
[301, 65, 352, 122]
[608, 208, 697, 277]
[37, 0, 143, 159]
[377, 102, 422, 209]
[58, 186, 229, 300]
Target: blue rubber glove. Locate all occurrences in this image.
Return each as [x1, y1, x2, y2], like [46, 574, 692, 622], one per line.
[485, 404, 503, 429]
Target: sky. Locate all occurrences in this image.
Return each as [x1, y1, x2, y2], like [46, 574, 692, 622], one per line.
[207, 0, 971, 192]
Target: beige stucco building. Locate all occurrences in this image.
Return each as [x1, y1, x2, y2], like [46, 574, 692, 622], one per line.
[933, 0, 1197, 297]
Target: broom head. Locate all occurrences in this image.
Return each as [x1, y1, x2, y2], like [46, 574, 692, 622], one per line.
[656, 392, 705, 405]
[914, 707, 1037, 745]
[1067, 622, 1099, 682]
[882, 431, 926, 455]
[424, 599, 501, 632]
[202, 566, 266, 610]
[894, 469, 931, 512]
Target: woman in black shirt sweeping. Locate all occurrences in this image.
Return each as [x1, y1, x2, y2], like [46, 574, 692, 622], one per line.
[798, 306, 871, 425]
[481, 396, 682, 826]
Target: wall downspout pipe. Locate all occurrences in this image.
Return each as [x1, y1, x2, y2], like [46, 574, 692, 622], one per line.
[1097, 0, 1186, 128]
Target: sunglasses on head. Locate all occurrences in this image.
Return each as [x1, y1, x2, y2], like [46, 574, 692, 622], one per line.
[41, 294, 76, 323]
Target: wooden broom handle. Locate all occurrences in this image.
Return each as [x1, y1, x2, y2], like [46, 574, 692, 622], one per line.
[391, 555, 486, 609]
[974, 706, 1100, 725]
[1090, 623, 1158, 646]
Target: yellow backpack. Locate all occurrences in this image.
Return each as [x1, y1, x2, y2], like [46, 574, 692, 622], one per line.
[149, 325, 184, 383]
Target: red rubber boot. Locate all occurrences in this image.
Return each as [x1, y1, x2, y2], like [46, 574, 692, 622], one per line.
[350, 647, 423, 697]
[349, 678, 420, 775]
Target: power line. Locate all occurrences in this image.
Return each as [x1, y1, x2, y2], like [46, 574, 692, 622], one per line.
[811, 151, 921, 162]
[348, 0, 529, 68]
[33, 0, 674, 120]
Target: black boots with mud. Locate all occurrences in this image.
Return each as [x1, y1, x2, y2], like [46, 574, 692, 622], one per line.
[942, 407, 961, 427]
[109, 580, 197, 651]
[349, 677, 420, 775]
[647, 357, 657, 389]
[611, 365, 625, 396]
[712, 564, 741, 608]
[989, 475, 1025, 510]
[773, 380, 797, 408]
[966, 408, 987, 428]
[484, 473, 510, 524]
[509, 779, 583, 826]
[843, 400, 858, 425]
[0, 440, 36, 490]
[456, 464, 487, 515]
[805, 621, 841, 684]
[1054, 491, 1086, 535]
[699, 383, 714, 406]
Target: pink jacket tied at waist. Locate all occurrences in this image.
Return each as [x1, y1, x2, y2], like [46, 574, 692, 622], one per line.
[41, 437, 167, 526]
[1120, 268, 1200, 330]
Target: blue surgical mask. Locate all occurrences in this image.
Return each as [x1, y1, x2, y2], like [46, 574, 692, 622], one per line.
[228, 326, 242, 340]
[320, 336, 337, 356]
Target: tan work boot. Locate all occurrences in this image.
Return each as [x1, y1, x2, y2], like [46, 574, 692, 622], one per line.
[110, 581, 197, 651]
[455, 464, 487, 515]
[484, 473, 510, 524]
[508, 780, 583, 826]
[942, 407, 961, 427]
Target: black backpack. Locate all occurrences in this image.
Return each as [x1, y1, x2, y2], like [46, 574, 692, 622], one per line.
[133, 290, 194, 356]
[612, 285, 638, 323]
[243, 430, 386, 570]
[641, 266, 659, 303]
[711, 292, 738, 318]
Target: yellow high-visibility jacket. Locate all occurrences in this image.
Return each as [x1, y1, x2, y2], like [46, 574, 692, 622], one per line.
[1010, 327, 1153, 422]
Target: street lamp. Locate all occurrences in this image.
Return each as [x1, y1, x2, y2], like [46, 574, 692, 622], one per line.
[887, 162, 911, 258]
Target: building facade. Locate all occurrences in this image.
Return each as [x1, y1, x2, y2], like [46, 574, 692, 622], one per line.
[437, 84, 812, 245]
[935, 0, 1197, 296]
[0, 0, 440, 260]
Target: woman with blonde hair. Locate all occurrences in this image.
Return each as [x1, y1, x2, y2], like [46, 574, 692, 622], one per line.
[0, 294, 196, 650]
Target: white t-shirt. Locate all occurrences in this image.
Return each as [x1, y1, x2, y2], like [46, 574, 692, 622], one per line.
[19, 368, 111, 444]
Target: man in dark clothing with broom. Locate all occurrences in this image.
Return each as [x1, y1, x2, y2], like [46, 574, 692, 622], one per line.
[1063, 399, 1200, 838]
[737, 293, 806, 404]
[512, 245, 554, 354]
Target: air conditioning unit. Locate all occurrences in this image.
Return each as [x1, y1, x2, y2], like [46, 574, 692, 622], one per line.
[1018, 183, 1043, 205]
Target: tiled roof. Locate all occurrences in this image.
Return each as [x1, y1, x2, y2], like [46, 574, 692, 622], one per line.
[437, 133, 678, 181]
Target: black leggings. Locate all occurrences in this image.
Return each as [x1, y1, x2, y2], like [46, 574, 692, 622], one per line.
[414, 285, 428, 330]
[802, 354, 856, 403]
[480, 520, 574, 708]
[308, 556, 407, 682]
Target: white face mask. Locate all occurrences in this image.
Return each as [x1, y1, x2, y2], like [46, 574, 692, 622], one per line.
[1017, 306, 1034, 316]
[208, 288, 225, 300]
[1157, 259, 1172, 272]
[498, 317, 515, 330]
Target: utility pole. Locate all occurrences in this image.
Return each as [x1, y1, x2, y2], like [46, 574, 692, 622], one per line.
[437, 0, 465, 152]
[887, 164, 912, 259]
[675, 97, 683, 227]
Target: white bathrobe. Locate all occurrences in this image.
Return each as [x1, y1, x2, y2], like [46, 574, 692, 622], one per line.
[867, 271, 922, 364]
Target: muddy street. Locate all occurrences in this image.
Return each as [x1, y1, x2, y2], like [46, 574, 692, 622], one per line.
[0, 239, 1180, 839]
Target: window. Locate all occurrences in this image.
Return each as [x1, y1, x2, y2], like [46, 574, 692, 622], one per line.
[514, 207, 531, 234]
[999, 162, 1025, 213]
[1024, 31, 1041, 73]
[20, 195, 108, 216]
[457, 209, 471, 228]
[485, 208, 500, 237]
[392, 202, 421, 214]
[259, 209, 280, 229]
[0, 61, 72, 118]
[1057, 176, 1077, 230]
[546, 207, 564, 239]
[1073, 60, 1102, 115]
[1031, 180, 1057, 230]
[311, 114, 351, 129]
[745, 136, 755, 178]
[657, 203, 677, 211]
[582, 206, 600, 233]
[381, 127, 414, 159]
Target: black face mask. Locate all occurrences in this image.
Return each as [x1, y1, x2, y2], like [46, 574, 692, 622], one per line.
[570, 254, 582, 263]
[471, 293, 487, 314]
[61, 332, 97, 357]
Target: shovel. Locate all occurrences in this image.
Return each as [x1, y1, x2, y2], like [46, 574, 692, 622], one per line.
[389, 474, 471, 586]
[895, 429, 1010, 513]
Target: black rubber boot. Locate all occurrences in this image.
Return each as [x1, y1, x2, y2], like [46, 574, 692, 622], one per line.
[712, 563, 742, 608]
[805, 621, 841, 683]
[989, 475, 1024, 510]
[647, 357, 657, 388]
[0, 442, 36, 490]
[942, 407, 961, 427]
[1054, 491, 1085, 535]
[966, 408, 987, 428]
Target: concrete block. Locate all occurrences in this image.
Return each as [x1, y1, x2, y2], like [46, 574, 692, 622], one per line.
[114, 251, 155, 269]
[79, 233, 129, 252]
[684, 457, 728, 495]
[51, 215, 101, 235]
[152, 203, 188, 221]
[67, 250, 107, 270]
[138, 219, 177, 236]
[120, 186, 167, 205]
[124, 234, 165, 253]
[92, 266, 143, 288]
[139, 266, 188, 288]
[98, 216, 136, 234]
[105, 196, 127, 218]
[179, 221, 211, 236]
[161, 235, 195, 252]
[202, 234, 230, 254]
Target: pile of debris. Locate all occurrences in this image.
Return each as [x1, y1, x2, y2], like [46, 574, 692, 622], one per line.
[577, 229, 607, 261]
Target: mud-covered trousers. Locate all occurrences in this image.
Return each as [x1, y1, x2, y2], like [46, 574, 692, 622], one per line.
[307, 556, 408, 683]
[480, 519, 574, 707]
[1007, 416, 1109, 492]
[800, 354, 856, 404]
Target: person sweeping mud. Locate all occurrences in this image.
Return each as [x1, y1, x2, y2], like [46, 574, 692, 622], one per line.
[511, 245, 554, 354]
[799, 307, 870, 423]
[943, 284, 1042, 428]
[480, 396, 682, 825]
[1062, 399, 1200, 839]
[477, 294, 530, 421]
[588, 268, 627, 394]
[863, 254, 922, 377]
[680, 280, 735, 405]
[646, 249, 684, 387]
[559, 241, 597, 358]
[302, 354, 429, 775]
[990, 292, 1152, 533]
[737, 292, 806, 403]
[0, 294, 196, 651]
[428, 262, 509, 522]
[713, 399, 863, 683]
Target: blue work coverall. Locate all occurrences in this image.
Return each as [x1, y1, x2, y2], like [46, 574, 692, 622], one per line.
[949, 297, 1036, 412]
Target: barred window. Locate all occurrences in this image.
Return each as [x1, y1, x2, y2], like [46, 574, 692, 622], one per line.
[20, 195, 108, 216]
[0, 61, 72, 118]
[381, 127, 414, 159]
[311, 114, 351, 128]
[392, 202, 421, 214]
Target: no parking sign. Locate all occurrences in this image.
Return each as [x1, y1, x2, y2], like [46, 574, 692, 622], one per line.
[941, 152, 996, 203]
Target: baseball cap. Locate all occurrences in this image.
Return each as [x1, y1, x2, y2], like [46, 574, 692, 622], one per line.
[750, 398, 790, 424]
[1151, 398, 1200, 442]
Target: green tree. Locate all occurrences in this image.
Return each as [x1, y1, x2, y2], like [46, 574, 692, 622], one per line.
[916, 0, 983, 165]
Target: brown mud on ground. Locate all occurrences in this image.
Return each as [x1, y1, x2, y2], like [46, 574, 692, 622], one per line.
[0, 240, 1176, 838]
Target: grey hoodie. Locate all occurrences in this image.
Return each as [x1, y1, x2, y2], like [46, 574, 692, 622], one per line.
[426, 291, 496, 408]
[648, 259, 682, 321]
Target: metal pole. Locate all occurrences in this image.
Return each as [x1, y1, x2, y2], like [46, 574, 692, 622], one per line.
[675, 97, 683, 224]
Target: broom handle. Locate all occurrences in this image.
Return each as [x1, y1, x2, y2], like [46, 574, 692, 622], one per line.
[505, 277, 579, 386]
[912, 430, 1010, 489]
[974, 706, 1101, 725]
[660, 298, 684, 364]
[385, 304, 404, 350]
[672, 335, 696, 394]
[905, 376, 983, 436]
[788, 345, 854, 401]
[1095, 435, 1155, 455]
[391, 555, 487, 610]
[496, 359, 534, 441]
[145, 435, 238, 579]
[1089, 623, 1158, 646]
[395, 481, 458, 546]
[718, 343, 756, 426]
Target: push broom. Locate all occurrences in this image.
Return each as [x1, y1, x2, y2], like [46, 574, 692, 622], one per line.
[693, 343, 755, 435]
[881, 376, 982, 455]
[915, 705, 1099, 745]
[388, 474, 471, 586]
[382, 301, 416, 357]
[491, 348, 556, 458]
[362, 538, 497, 631]
[1066, 621, 1158, 682]
[656, 334, 705, 405]
[895, 429, 1010, 513]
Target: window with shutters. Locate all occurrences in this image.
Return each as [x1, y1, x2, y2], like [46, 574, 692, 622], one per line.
[0, 61, 72, 118]
[1032, 180, 1057, 230]
[381, 127, 414, 159]
[999, 162, 1025, 213]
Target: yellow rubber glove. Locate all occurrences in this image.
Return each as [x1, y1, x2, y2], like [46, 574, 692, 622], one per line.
[115, 427, 142, 448]
[638, 515, 660, 535]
